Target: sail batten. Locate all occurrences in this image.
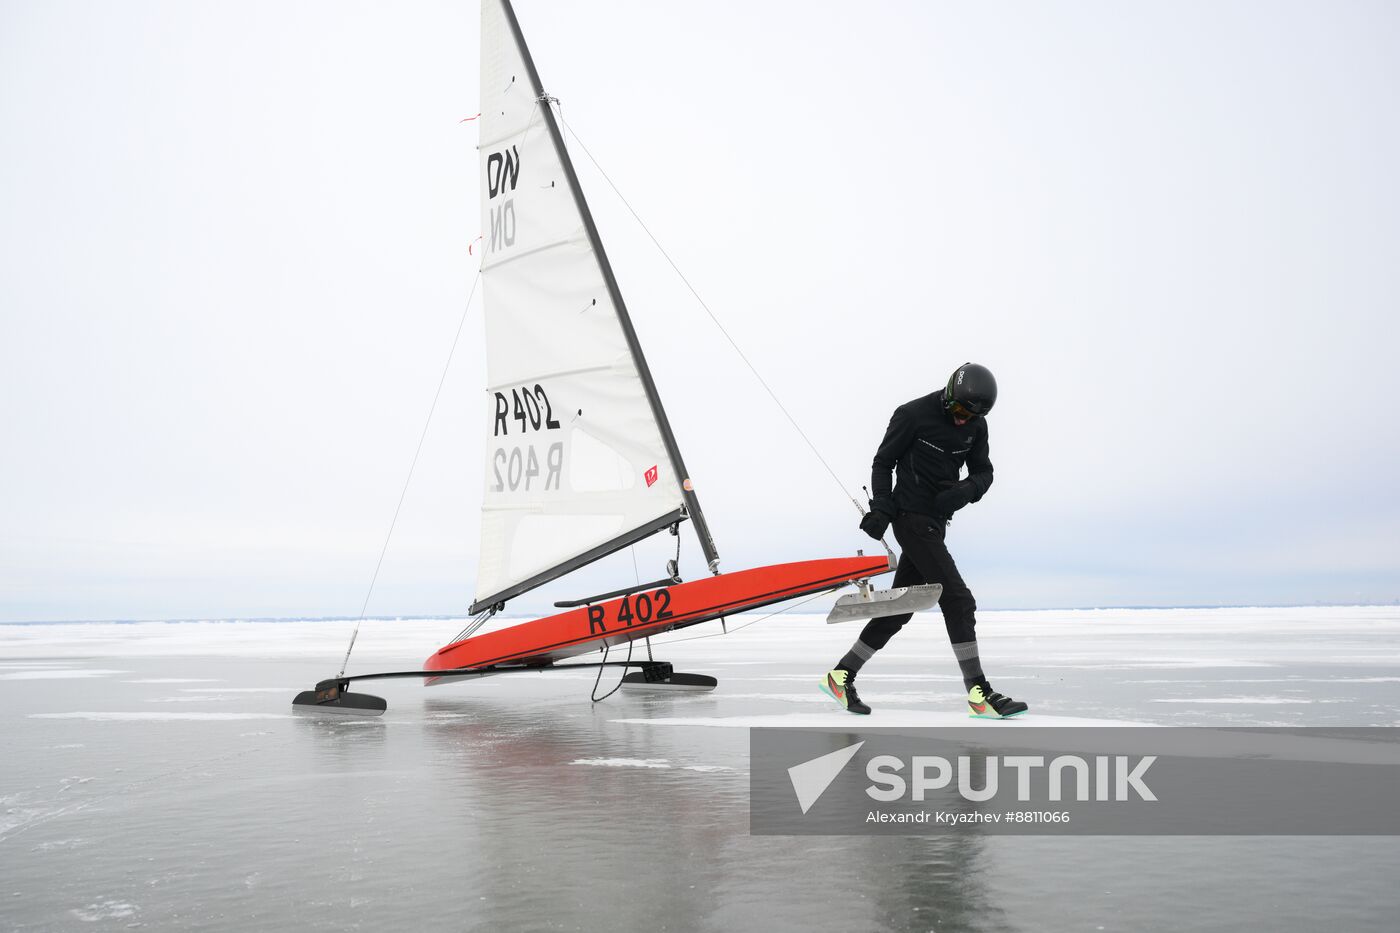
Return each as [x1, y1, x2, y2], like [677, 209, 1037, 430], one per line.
[478, 233, 590, 273]
[472, 0, 711, 609]
[485, 363, 615, 395]
[479, 121, 547, 152]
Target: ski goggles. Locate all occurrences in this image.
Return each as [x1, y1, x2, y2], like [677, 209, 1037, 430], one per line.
[949, 401, 981, 420]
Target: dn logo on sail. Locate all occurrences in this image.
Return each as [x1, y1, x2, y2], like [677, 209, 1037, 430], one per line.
[487, 146, 520, 254]
[487, 146, 520, 198]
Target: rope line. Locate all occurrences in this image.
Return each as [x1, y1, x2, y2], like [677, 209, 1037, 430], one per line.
[340, 97, 549, 675]
[643, 590, 832, 651]
[556, 113, 865, 519]
[591, 592, 829, 699]
[339, 268, 483, 677]
[590, 637, 635, 702]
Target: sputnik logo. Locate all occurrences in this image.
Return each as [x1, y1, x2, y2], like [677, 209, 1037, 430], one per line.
[644, 465, 658, 487]
[787, 741, 864, 814]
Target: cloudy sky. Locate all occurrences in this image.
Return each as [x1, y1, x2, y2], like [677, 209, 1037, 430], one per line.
[3, 0, 1398, 622]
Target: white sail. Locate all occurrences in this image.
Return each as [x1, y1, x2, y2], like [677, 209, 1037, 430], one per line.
[472, 0, 688, 611]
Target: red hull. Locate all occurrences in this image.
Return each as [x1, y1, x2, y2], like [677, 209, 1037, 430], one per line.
[424, 554, 892, 673]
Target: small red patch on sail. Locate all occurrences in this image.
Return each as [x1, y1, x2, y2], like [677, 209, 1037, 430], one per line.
[644, 465, 658, 487]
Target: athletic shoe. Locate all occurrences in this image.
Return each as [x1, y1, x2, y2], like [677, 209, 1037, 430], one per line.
[819, 669, 871, 715]
[967, 681, 1028, 719]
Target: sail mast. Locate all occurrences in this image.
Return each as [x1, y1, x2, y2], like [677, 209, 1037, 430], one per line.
[495, 0, 721, 572]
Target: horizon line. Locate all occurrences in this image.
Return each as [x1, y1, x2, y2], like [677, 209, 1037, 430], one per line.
[2, 601, 1398, 626]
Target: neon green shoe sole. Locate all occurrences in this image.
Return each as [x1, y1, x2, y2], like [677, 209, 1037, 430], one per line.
[819, 671, 871, 714]
[967, 684, 1029, 719]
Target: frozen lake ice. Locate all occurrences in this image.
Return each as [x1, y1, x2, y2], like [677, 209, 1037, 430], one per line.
[3, 606, 1399, 931]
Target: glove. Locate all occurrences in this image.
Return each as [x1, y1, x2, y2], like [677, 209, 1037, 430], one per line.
[933, 484, 974, 518]
[868, 495, 898, 520]
[859, 511, 890, 541]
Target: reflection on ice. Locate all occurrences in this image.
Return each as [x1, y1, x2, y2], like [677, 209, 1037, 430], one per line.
[125, 678, 222, 684]
[30, 712, 293, 721]
[2, 606, 1397, 930]
[612, 712, 1156, 729]
[1032, 660, 1278, 669]
[0, 670, 129, 680]
[1152, 697, 1342, 705]
[570, 757, 671, 768]
[70, 900, 139, 922]
[718, 691, 960, 705]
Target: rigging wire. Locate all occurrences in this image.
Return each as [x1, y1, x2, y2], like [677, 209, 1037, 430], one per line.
[556, 112, 867, 520]
[593, 590, 824, 702]
[449, 606, 496, 646]
[338, 268, 484, 678]
[340, 97, 550, 673]
[644, 589, 832, 651]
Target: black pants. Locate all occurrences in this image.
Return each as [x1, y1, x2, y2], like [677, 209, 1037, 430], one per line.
[858, 512, 977, 649]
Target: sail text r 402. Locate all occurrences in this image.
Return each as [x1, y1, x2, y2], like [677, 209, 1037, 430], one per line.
[494, 385, 561, 436]
[587, 589, 676, 634]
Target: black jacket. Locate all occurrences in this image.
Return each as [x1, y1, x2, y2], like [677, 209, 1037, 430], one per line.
[870, 392, 993, 519]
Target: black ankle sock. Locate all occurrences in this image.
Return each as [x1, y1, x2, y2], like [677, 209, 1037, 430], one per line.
[952, 640, 985, 690]
[837, 638, 876, 677]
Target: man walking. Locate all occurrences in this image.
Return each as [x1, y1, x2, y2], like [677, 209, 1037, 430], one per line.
[820, 362, 1029, 719]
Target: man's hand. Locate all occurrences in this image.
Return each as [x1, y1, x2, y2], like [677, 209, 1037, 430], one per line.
[868, 495, 897, 520]
[859, 495, 897, 540]
[934, 484, 974, 518]
[859, 511, 890, 541]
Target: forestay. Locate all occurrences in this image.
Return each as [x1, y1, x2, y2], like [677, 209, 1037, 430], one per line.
[472, 0, 689, 613]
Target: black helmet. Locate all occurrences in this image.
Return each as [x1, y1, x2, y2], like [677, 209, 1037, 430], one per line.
[944, 362, 997, 417]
